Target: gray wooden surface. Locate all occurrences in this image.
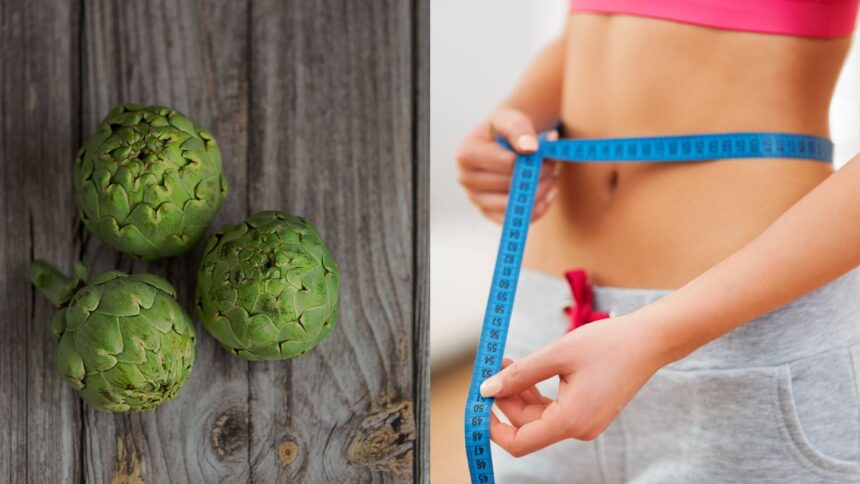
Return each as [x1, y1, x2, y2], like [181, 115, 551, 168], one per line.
[0, 0, 429, 482]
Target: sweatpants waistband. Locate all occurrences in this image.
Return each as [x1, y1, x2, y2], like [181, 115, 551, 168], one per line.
[515, 268, 860, 370]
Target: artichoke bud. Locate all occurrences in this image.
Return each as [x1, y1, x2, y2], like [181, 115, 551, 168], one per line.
[28, 260, 196, 412]
[74, 104, 228, 261]
[196, 211, 340, 361]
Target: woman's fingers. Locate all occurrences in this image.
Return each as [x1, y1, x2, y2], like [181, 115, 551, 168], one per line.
[456, 140, 517, 174]
[477, 197, 556, 224]
[459, 171, 516, 193]
[480, 210, 505, 224]
[472, 195, 552, 223]
[457, 114, 562, 225]
[497, 359, 551, 406]
[468, 192, 508, 213]
[539, 162, 556, 181]
[480, 339, 570, 399]
[490, 401, 571, 457]
[458, 139, 555, 176]
[489, 109, 538, 153]
[520, 385, 552, 405]
[535, 183, 559, 219]
[494, 395, 547, 427]
[468, 176, 556, 212]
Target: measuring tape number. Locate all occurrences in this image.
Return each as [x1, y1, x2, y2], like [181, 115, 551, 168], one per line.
[464, 132, 832, 484]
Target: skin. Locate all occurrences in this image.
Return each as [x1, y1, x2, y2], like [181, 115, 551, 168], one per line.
[456, 13, 859, 457]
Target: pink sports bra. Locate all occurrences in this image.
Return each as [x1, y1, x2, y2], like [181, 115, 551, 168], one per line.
[569, 0, 859, 38]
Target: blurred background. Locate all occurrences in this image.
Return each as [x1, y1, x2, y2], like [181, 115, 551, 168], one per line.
[430, 1, 860, 482]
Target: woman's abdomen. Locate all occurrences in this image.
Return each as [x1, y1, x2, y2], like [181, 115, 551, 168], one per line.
[524, 13, 848, 288]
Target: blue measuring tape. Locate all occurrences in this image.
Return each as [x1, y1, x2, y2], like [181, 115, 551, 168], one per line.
[464, 132, 832, 484]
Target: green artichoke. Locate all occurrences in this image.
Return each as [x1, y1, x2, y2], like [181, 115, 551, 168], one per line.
[28, 260, 196, 412]
[75, 104, 228, 261]
[195, 211, 339, 361]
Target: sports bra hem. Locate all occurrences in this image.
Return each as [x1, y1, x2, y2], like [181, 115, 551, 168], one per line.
[568, 0, 858, 39]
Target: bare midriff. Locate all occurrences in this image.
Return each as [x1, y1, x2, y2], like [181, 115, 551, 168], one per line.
[523, 13, 851, 289]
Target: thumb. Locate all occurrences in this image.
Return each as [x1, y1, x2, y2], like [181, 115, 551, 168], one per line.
[480, 341, 568, 398]
[490, 108, 538, 154]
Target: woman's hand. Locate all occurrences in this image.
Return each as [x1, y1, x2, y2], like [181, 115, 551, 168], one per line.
[456, 107, 559, 223]
[480, 314, 670, 457]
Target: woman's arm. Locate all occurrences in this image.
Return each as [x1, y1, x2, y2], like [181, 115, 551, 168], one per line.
[645, 153, 860, 363]
[482, 153, 860, 456]
[457, 34, 566, 222]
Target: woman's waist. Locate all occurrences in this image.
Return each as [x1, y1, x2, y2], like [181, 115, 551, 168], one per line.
[561, 13, 850, 134]
[524, 159, 832, 287]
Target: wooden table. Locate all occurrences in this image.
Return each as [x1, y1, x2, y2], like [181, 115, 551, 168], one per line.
[0, 1, 428, 482]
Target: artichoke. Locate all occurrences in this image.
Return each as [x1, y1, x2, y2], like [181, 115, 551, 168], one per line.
[28, 260, 196, 412]
[75, 104, 228, 261]
[195, 211, 339, 361]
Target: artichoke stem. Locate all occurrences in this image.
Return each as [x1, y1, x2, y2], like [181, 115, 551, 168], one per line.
[28, 260, 84, 307]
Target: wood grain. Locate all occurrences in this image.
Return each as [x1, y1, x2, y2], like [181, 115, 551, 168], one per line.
[0, 1, 82, 482]
[245, 1, 418, 481]
[412, 0, 431, 480]
[1, 0, 428, 482]
[80, 1, 253, 482]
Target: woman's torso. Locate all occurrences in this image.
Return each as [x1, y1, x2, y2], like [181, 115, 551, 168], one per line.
[524, 13, 851, 288]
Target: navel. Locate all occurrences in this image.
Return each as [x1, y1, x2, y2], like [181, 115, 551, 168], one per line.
[608, 169, 619, 190]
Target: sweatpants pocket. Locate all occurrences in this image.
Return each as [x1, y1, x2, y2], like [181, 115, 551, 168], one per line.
[775, 345, 860, 478]
[621, 347, 860, 484]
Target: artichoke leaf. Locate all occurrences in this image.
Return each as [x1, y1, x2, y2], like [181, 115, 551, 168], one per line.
[212, 285, 238, 312]
[65, 286, 102, 329]
[242, 314, 280, 348]
[74, 313, 123, 372]
[101, 362, 148, 395]
[140, 295, 181, 334]
[223, 306, 252, 347]
[51, 310, 67, 342]
[116, 316, 158, 364]
[94, 281, 152, 316]
[89, 270, 126, 286]
[238, 342, 281, 361]
[54, 333, 85, 389]
[78, 372, 130, 413]
[206, 315, 245, 350]
[130, 273, 176, 297]
[277, 321, 307, 342]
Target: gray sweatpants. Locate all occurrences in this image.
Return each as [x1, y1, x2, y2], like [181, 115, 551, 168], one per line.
[493, 269, 860, 483]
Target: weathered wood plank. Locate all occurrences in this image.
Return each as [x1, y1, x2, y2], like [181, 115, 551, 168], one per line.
[246, 1, 418, 481]
[0, 1, 82, 482]
[412, 0, 431, 481]
[80, 0, 251, 482]
[4, 0, 428, 481]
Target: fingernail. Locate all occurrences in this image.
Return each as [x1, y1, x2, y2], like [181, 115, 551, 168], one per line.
[547, 187, 558, 202]
[517, 135, 538, 152]
[480, 377, 502, 397]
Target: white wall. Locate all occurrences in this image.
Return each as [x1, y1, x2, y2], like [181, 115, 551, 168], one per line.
[430, 0, 567, 368]
[833, 42, 860, 165]
[430, 2, 860, 370]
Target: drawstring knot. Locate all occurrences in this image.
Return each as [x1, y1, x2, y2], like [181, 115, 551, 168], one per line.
[563, 269, 609, 332]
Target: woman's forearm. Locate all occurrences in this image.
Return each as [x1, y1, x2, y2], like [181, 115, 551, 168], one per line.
[637, 154, 860, 364]
[496, 34, 566, 132]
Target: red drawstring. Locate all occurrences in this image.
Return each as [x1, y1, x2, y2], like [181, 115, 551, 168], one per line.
[563, 269, 609, 332]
